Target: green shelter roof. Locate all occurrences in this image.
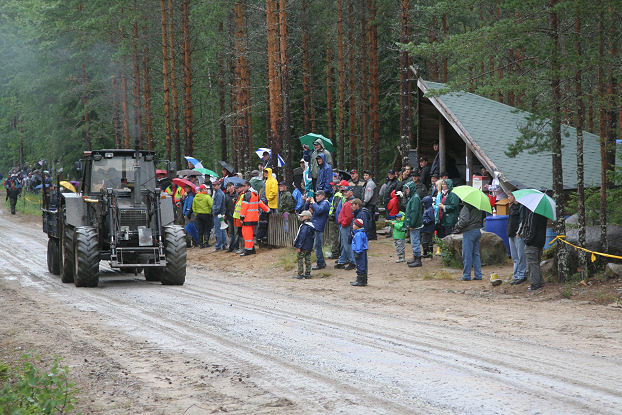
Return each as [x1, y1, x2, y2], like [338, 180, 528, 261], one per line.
[420, 79, 601, 191]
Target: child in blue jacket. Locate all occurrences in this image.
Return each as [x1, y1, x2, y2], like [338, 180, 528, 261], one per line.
[293, 210, 316, 279]
[350, 218, 369, 287]
[421, 196, 435, 258]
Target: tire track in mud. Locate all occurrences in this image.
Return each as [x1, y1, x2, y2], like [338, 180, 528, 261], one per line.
[1, 215, 621, 414]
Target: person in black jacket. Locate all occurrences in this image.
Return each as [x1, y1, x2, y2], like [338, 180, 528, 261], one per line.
[6, 181, 20, 215]
[293, 210, 316, 279]
[520, 209, 548, 291]
[453, 203, 484, 281]
[507, 194, 527, 285]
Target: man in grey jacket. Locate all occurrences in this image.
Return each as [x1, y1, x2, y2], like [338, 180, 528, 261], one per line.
[453, 203, 484, 281]
[303, 140, 332, 191]
[362, 170, 377, 240]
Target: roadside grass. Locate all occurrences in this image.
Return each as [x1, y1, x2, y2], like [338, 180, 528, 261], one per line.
[4, 191, 42, 215]
[0, 354, 77, 414]
[422, 270, 455, 280]
[277, 250, 317, 272]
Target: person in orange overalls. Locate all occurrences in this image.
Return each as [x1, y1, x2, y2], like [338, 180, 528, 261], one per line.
[239, 180, 269, 256]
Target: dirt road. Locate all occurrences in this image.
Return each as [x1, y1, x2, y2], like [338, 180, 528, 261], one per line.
[1, 209, 621, 414]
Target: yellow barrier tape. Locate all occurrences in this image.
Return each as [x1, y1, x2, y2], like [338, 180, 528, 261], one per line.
[549, 235, 622, 262]
[25, 196, 41, 204]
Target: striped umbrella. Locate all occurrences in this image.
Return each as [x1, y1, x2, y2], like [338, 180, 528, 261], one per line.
[511, 189, 556, 221]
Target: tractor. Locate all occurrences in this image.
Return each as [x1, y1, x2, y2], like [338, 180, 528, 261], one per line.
[42, 149, 186, 287]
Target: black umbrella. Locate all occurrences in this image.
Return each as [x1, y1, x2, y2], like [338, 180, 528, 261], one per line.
[338, 170, 352, 182]
[219, 160, 235, 175]
[177, 169, 202, 177]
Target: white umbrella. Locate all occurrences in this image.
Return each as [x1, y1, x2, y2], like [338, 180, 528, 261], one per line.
[255, 148, 285, 167]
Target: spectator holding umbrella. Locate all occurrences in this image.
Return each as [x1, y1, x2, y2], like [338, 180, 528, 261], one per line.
[508, 193, 527, 285]
[315, 153, 333, 198]
[211, 180, 228, 251]
[303, 139, 333, 191]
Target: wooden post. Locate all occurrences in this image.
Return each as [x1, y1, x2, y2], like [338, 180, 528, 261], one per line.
[466, 145, 473, 185]
[438, 115, 446, 174]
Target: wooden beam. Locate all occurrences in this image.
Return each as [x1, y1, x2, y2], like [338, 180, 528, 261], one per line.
[438, 115, 446, 174]
[466, 144, 473, 185]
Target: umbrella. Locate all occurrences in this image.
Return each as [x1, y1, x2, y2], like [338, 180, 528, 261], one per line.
[156, 169, 167, 177]
[172, 177, 196, 190]
[452, 185, 493, 214]
[337, 170, 352, 182]
[512, 189, 556, 221]
[254, 148, 285, 167]
[177, 169, 202, 177]
[224, 176, 244, 186]
[219, 160, 235, 175]
[59, 181, 77, 193]
[193, 167, 220, 178]
[299, 132, 334, 152]
[184, 156, 204, 169]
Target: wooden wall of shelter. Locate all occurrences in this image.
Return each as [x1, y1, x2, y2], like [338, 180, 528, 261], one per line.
[267, 212, 336, 248]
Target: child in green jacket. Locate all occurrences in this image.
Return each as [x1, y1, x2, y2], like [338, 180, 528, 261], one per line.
[386, 212, 406, 263]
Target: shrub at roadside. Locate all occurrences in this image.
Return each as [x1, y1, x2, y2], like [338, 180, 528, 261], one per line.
[0, 354, 77, 414]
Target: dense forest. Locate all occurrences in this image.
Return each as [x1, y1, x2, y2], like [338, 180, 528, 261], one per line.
[0, 1, 620, 277]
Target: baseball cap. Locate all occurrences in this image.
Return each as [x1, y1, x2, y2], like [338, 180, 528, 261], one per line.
[329, 181, 335, 186]
[343, 186, 352, 192]
[388, 169, 396, 175]
[353, 218, 364, 228]
[338, 179, 349, 186]
[350, 169, 357, 174]
[299, 210, 312, 218]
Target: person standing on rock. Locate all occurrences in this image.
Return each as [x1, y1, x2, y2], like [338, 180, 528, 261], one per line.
[507, 193, 527, 285]
[520, 209, 547, 291]
[453, 202, 485, 281]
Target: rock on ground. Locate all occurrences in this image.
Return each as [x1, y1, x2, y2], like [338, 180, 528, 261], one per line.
[442, 231, 507, 266]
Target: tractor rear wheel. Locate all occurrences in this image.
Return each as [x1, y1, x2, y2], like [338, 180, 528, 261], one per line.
[73, 227, 100, 287]
[160, 225, 186, 285]
[47, 238, 61, 275]
[61, 226, 74, 283]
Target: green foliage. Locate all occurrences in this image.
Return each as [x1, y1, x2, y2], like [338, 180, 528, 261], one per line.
[4, 191, 43, 216]
[433, 235, 461, 269]
[0, 354, 77, 415]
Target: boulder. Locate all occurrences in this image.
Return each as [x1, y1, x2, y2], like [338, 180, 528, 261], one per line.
[605, 263, 622, 279]
[563, 224, 622, 276]
[441, 231, 508, 266]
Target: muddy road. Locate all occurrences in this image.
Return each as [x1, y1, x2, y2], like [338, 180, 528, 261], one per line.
[1, 209, 621, 414]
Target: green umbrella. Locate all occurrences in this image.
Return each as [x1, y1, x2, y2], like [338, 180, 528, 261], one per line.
[193, 168, 220, 178]
[452, 185, 493, 214]
[298, 132, 334, 152]
[512, 189, 556, 221]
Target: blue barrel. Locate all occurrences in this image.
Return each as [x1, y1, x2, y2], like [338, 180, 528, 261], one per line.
[545, 227, 557, 248]
[484, 214, 510, 255]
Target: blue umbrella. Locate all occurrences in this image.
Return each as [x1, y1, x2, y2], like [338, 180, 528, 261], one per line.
[184, 156, 204, 169]
[224, 176, 244, 186]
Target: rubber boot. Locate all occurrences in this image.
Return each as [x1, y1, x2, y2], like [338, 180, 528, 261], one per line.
[408, 256, 422, 268]
[350, 274, 366, 286]
[406, 255, 416, 265]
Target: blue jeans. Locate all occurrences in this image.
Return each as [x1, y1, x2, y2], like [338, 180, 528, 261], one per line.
[409, 228, 421, 258]
[314, 230, 325, 266]
[213, 215, 227, 249]
[461, 228, 482, 280]
[338, 225, 355, 264]
[508, 236, 526, 280]
[354, 250, 368, 275]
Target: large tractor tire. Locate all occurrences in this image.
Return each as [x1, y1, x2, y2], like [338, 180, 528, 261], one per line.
[158, 225, 186, 285]
[61, 226, 75, 283]
[47, 238, 61, 275]
[73, 227, 100, 288]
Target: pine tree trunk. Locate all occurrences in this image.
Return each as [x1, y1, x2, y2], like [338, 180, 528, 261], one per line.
[235, 1, 250, 172]
[347, 0, 357, 168]
[399, 0, 411, 165]
[168, 0, 182, 168]
[182, 0, 193, 156]
[142, 45, 154, 150]
[111, 75, 121, 148]
[441, 13, 447, 83]
[266, 0, 282, 165]
[219, 21, 227, 162]
[132, 19, 142, 149]
[368, 0, 379, 177]
[160, 0, 172, 161]
[574, 13, 587, 277]
[326, 45, 334, 142]
[279, 0, 292, 182]
[337, 0, 345, 168]
[606, 4, 618, 177]
[121, 74, 130, 148]
[81, 64, 91, 150]
[429, 17, 438, 81]
[550, 0, 568, 282]
[598, 14, 608, 252]
[359, 0, 369, 170]
[301, 0, 311, 133]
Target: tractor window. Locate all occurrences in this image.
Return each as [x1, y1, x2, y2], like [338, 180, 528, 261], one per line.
[90, 157, 155, 192]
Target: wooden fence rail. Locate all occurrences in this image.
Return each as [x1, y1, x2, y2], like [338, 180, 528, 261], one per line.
[267, 212, 337, 248]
